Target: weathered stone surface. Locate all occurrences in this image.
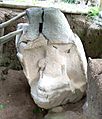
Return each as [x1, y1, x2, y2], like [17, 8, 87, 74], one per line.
[84, 58, 102, 119]
[44, 111, 86, 119]
[42, 8, 74, 43]
[49, 106, 64, 113]
[44, 98, 87, 119]
[84, 25, 102, 58]
[16, 8, 87, 109]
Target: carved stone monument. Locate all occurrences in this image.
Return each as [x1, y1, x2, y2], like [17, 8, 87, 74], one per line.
[15, 8, 87, 109]
[0, 7, 87, 109]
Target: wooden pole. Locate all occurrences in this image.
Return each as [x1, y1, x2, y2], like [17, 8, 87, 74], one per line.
[0, 11, 26, 29]
[0, 29, 23, 44]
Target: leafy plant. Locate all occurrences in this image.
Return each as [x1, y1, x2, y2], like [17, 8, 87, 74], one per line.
[33, 108, 42, 113]
[62, 0, 76, 3]
[88, 7, 100, 18]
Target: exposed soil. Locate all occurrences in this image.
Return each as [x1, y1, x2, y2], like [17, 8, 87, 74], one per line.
[0, 67, 44, 119]
[0, 67, 86, 119]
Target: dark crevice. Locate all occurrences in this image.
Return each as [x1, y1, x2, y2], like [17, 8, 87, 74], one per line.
[67, 49, 70, 53]
[42, 8, 44, 22]
[38, 67, 41, 72]
[39, 8, 44, 33]
[85, 0, 89, 5]
[42, 33, 50, 44]
[53, 46, 57, 49]
[22, 40, 30, 44]
[39, 23, 43, 33]
[98, 71, 102, 75]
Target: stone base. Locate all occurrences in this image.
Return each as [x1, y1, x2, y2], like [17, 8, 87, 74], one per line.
[44, 99, 87, 119]
[44, 111, 86, 119]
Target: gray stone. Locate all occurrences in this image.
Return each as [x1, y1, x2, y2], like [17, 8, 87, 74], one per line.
[26, 8, 43, 40]
[84, 58, 102, 119]
[16, 7, 87, 109]
[43, 8, 74, 43]
[49, 106, 64, 113]
[44, 111, 86, 119]
[44, 99, 87, 119]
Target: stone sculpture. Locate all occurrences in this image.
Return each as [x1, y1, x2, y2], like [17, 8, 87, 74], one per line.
[16, 8, 87, 109]
[0, 7, 87, 109]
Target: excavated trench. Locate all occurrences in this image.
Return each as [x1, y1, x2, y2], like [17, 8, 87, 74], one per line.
[0, 7, 102, 119]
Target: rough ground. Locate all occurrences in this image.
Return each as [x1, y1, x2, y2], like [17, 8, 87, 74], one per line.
[0, 67, 87, 119]
[0, 67, 43, 119]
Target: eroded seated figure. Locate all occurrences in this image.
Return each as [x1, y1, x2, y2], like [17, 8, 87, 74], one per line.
[16, 8, 87, 109]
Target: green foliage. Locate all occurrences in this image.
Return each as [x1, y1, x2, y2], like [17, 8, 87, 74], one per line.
[33, 108, 42, 113]
[88, 7, 100, 18]
[0, 104, 6, 110]
[62, 0, 76, 3]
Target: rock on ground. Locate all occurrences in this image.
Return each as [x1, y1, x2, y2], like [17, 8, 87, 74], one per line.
[44, 111, 86, 119]
[44, 97, 87, 119]
[84, 58, 102, 119]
